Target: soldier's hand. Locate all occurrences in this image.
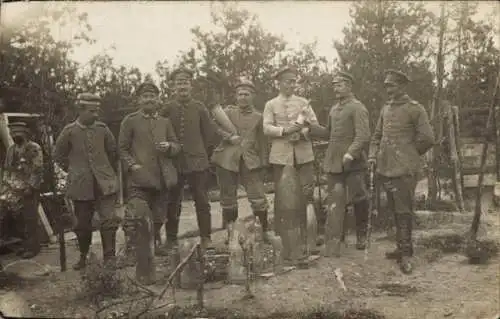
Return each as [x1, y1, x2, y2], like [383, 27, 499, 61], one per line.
[130, 164, 142, 172]
[228, 135, 242, 145]
[283, 123, 303, 136]
[342, 153, 353, 164]
[156, 142, 171, 153]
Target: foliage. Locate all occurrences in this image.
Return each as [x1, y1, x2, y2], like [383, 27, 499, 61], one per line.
[334, 1, 436, 128]
[1, 3, 93, 133]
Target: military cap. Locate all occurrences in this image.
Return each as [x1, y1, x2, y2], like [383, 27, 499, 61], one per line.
[384, 69, 411, 85]
[9, 121, 30, 136]
[332, 71, 354, 85]
[274, 66, 298, 80]
[136, 81, 160, 96]
[76, 92, 101, 106]
[235, 78, 256, 92]
[170, 67, 194, 81]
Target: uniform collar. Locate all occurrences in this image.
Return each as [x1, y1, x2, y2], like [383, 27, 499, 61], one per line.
[389, 94, 411, 106]
[238, 105, 254, 114]
[140, 109, 158, 119]
[76, 119, 96, 129]
[337, 94, 355, 107]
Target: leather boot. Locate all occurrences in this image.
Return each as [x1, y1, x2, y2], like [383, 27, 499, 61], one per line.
[254, 210, 271, 243]
[101, 228, 117, 268]
[354, 200, 369, 250]
[73, 231, 92, 270]
[398, 213, 414, 274]
[385, 214, 402, 260]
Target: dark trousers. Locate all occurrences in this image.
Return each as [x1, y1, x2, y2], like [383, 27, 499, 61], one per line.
[216, 162, 269, 231]
[379, 174, 417, 257]
[73, 190, 119, 258]
[166, 170, 211, 242]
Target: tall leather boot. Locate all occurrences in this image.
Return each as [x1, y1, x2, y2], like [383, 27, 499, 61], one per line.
[398, 213, 414, 274]
[354, 200, 369, 250]
[101, 228, 117, 268]
[385, 214, 402, 260]
[254, 210, 270, 243]
[73, 231, 92, 270]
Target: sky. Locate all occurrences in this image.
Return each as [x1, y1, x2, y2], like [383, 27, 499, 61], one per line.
[1, 1, 499, 80]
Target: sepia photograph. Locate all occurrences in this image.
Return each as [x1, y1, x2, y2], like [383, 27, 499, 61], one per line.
[0, 0, 499, 318]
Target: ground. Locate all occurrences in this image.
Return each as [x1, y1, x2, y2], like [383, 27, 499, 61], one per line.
[1, 192, 499, 319]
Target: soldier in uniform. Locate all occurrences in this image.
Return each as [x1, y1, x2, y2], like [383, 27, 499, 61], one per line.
[308, 71, 371, 256]
[211, 79, 270, 244]
[118, 81, 180, 271]
[369, 70, 435, 274]
[160, 67, 218, 252]
[1, 122, 44, 259]
[262, 66, 320, 255]
[54, 93, 119, 269]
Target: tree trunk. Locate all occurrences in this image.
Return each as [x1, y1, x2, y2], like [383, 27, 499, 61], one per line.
[427, 2, 447, 209]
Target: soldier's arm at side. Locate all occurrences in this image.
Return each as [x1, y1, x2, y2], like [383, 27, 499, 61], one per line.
[103, 125, 118, 170]
[347, 104, 370, 159]
[199, 104, 221, 151]
[53, 125, 71, 172]
[118, 117, 138, 171]
[414, 105, 435, 155]
[262, 102, 284, 137]
[165, 118, 181, 156]
[368, 108, 384, 160]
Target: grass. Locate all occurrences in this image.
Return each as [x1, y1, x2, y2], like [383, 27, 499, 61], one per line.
[417, 233, 499, 264]
[161, 305, 387, 319]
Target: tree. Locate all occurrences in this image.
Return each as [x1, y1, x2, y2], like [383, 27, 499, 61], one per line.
[1, 3, 93, 132]
[334, 1, 436, 129]
[176, 3, 289, 110]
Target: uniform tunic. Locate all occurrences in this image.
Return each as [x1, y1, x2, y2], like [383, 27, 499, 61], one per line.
[118, 110, 180, 226]
[309, 95, 371, 240]
[160, 97, 218, 241]
[54, 120, 119, 231]
[262, 94, 319, 166]
[368, 94, 435, 256]
[263, 94, 319, 203]
[54, 120, 119, 201]
[211, 105, 269, 212]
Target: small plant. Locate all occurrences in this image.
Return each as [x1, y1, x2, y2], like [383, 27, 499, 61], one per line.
[80, 252, 130, 307]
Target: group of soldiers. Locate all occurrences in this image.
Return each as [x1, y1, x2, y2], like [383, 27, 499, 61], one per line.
[0, 64, 435, 281]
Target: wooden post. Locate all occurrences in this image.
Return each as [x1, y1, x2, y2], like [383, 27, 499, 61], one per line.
[470, 69, 500, 241]
[494, 102, 500, 182]
[196, 243, 204, 310]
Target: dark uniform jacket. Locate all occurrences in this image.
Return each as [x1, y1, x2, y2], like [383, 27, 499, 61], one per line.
[54, 120, 118, 201]
[211, 105, 269, 172]
[369, 94, 435, 177]
[309, 95, 370, 173]
[160, 98, 217, 174]
[118, 110, 180, 190]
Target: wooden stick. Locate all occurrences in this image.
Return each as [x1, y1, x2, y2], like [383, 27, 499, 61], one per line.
[196, 243, 204, 309]
[470, 69, 500, 241]
[157, 243, 199, 300]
